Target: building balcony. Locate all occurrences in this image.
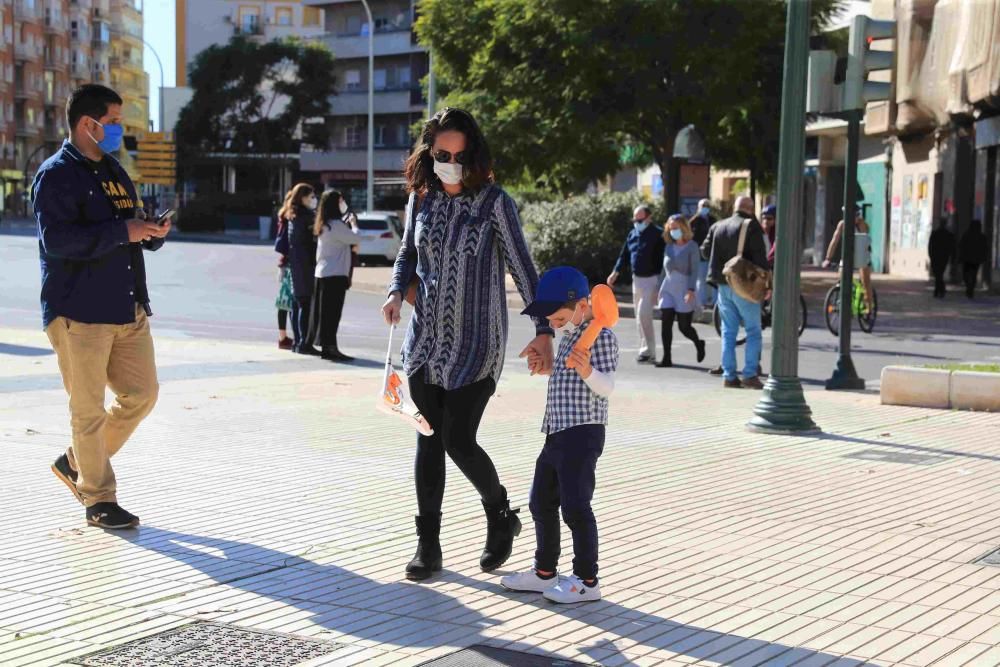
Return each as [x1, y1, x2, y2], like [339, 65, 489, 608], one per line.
[15, 1, 41, 22]
[14, 43, 43, 61]
[16, 124, 43, 138]
[14, 86, 43, 101]
[299, 146, 408, 172]
[233, 24, 265, 38]
[330, 88, 422, 116]
[44, 16, 68, 33]
[311, 28, 424, 60]
[44, 52, 68, 72]
[92, 38, 110, 51]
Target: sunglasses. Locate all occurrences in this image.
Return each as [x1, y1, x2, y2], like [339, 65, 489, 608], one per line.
[432, 149, 469, 165]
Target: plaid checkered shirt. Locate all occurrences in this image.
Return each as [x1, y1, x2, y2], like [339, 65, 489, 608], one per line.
[542, 321, 620, 435]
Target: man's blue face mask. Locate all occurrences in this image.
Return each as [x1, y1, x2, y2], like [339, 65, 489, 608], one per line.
[86, 117, 124, 153]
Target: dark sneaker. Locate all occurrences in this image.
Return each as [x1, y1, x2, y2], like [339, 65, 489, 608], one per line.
[86, 502, 140, 529]
[709, 366, 724, 376]
[51, 454, 83, 505]
[742, 376, 765, 390]
[724, 378, 743, 389]
[636, 355, 653, 364]
[278, 338, 293, 350]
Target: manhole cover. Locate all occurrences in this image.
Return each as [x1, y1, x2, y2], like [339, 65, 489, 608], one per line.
[975, 547, 1000, 567]
[69, 621, 343, 666]
[417, 645, 594, 666]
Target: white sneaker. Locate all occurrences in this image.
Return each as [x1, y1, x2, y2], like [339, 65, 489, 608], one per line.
[543, 575, 601, 603]
[500, 569, 559, 593]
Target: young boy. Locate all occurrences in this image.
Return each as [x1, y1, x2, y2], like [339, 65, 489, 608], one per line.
[503, 266, 619, 603]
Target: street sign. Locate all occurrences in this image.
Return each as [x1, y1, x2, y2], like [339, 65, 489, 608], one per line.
[135, 131, 176, 187]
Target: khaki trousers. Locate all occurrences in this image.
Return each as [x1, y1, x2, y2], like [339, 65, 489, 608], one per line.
[632, 274, 659, 359]
[46, 305, 158, 506]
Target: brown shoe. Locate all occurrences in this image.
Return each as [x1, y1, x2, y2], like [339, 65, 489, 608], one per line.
[724, 378, 743, 389]
[709, 366, 724, 376]
[742, 376, 765, 390]
[278, 337, 293, 350]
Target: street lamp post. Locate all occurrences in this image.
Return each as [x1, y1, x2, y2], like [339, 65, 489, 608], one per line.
[140, 37, 164, 133]
[361, 0, 374, 213]
[748, 0, 819, 433]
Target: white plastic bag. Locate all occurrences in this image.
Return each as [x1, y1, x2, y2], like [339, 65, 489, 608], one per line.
[376, 325, 434, 436]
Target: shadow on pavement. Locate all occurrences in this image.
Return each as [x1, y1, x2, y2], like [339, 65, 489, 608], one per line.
[112, 527, 880, 667]
[815, 432, 1000, 463]
[0, 342, 53, 357]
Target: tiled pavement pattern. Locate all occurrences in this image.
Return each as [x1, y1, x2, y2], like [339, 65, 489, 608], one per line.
[0, 326, 998, 667]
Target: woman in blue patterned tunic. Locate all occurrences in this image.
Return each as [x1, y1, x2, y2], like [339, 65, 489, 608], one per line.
[382, 108, 555, 581]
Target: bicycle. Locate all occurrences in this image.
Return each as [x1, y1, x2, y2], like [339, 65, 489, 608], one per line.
[713, 294, 807, 346]
[824, 277, 878, 335]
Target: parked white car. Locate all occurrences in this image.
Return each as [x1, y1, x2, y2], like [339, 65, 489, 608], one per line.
[355, 212, 404, 265]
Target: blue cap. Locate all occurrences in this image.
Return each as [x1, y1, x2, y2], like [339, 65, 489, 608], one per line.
[762, 204, 776, 216]
[521, 266, 590, 318]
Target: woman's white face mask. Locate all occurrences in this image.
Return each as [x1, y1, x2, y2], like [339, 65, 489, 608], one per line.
[339, 199, 349, 215]
[433, 161, 464, 185]
[304, 195, 318, 210]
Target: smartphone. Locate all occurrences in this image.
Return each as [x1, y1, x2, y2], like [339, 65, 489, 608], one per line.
[155, 209, 176, 226]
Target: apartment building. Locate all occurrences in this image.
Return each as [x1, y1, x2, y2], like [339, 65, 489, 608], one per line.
[301, 0, 427, 209]
[0, 0, 147, 216]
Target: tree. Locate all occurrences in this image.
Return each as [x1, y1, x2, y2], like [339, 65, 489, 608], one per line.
[175, 36, 337, 194]
[416, 0, 842, 203]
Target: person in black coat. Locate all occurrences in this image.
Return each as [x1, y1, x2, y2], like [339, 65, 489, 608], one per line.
[927, 218, 955, 298]
[278, 183, 320, 354]
[958, 220, 987, 299]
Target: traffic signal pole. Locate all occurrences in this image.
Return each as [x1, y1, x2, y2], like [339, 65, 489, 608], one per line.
[749, 0, 819, 433]
[826, 110, 865, 390]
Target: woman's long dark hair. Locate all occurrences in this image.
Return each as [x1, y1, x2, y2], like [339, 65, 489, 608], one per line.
[314, 190, 347, 236]
[403, 107, 494, 195]
[278, 183, 314, 222]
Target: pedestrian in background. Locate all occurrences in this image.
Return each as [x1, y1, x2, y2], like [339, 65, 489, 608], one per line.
[959, 219, 987, 299]
[273, 216, 294, 349]
[823, 208, 874, 310]
[701, 196, 767, 390]
[761, 204, 777, 268]
[382, 107, 553, 581]
[656, 214, 705, 368]
[607, 204, 664, 363]
[927, 217, 954, 299]
[279, 183, 320, 355]
[36, 84, 171, 529]
[688, 198, 716, 312]
[309, 189, 360, 361]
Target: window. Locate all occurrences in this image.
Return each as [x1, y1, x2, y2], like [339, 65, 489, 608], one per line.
[345, 15, 361, 35]
[397, 66, 411, 88]
[275, 7, 292, 26]
[345, 69, 361, 91]
[303, 7, 321, 27]
[344, 124, 362, 148]
[239, 7, 261, 34]
[374, 124, 386, 147]
[373, 68, 386, 91]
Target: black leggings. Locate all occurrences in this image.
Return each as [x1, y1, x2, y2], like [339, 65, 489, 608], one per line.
[963, 262, 980, 297]
[408, 370, 503, 517]
[660, 309, 701, 357]
[278, 309, 288, 332]
[290, 295, 312, 350]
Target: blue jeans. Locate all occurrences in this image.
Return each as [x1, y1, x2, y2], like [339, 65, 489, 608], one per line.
[529, 424, 605, 580]
[717, 285, 762, 381]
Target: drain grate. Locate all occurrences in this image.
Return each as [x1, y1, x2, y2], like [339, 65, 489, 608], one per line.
[975, 547, 1000, 567]
[68, 621, 343, 667]
[417, 645, 594, 667]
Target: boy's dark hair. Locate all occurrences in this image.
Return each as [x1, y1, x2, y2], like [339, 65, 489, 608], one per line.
[66, 84, 123, 130]
[560, 297, 586, 311]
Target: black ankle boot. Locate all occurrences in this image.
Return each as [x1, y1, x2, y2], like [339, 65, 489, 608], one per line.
[480, 488, 521, 572]
[695, 339, 706, 363]
[655, 355, 672, 368]
[405, 514, 442, 581]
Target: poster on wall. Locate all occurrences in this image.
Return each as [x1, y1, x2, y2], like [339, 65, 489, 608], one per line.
[890, 196, 902, 250]
[916, 174, 931, 249]
[901, 175, 914, 248]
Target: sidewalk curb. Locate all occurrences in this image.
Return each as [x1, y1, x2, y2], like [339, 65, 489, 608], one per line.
[880, 365, 1000, 412]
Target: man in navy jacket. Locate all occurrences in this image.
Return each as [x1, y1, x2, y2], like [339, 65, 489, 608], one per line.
[34, 84, 171, 530]
[607, 205, 664, 363]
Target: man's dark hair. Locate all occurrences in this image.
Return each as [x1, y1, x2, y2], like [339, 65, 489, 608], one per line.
[66, 84, 123, 130]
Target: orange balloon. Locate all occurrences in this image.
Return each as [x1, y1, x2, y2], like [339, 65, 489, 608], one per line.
[567, 284, 619, 368]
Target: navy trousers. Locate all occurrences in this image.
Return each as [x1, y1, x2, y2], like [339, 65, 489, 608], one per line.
[529, 424, 605, 580]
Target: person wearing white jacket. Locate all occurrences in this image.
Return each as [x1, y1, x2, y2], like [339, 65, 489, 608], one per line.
[310, 190, 360, 361]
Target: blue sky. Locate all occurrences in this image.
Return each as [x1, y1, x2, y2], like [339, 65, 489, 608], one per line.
[143, 0, 177, 131]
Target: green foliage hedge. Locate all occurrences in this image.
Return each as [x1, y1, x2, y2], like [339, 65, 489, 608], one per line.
[521, 191, 670, 285]
[177, 192, 279, 232]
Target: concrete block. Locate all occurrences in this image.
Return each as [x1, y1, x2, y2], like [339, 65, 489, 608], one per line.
[950, 371, 1000, 412]
[880, 366, 951, 409]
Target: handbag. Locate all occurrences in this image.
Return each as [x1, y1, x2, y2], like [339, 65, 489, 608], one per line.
[722, 219, 771, 303]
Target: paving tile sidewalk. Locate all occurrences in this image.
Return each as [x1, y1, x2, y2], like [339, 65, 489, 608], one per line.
[0, 325, 998, 666]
